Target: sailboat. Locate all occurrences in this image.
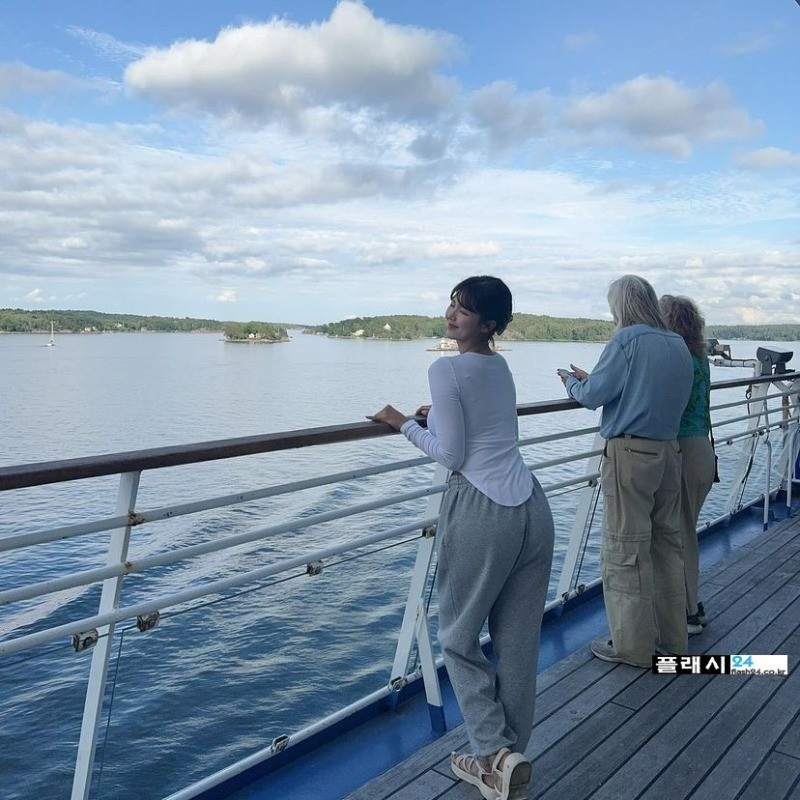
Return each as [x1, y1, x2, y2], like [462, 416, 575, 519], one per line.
[45, 321, 55, 347]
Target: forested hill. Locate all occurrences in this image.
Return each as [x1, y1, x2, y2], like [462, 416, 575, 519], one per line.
[706, 324, 800, 342]
[308, 313, 615, 341]
[308, 314, 800, 343]
[3, 308, 796, 343]
[0, 309, 288, 338]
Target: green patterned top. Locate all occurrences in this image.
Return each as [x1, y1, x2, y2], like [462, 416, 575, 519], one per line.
[679, 354, 711, 437]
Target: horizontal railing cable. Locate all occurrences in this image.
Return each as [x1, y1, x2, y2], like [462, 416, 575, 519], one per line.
[3, 434, 603, 562]
[530, 449, 604, 472]
[0, 455, 434, 554]
[710, 388, 798, 412]
[712, 408, 795, 430]
[0, 484, 446, 607]
[716, 415, 799, 446]
[1, 428, 604, 556]
[708, 372, 800, 391]
[0, 514, 440, 656]
[517, 425, 600, 448]
[541, 473, 600, 494]
[1, 454, 604, 609]
[163, 533, 420, 624]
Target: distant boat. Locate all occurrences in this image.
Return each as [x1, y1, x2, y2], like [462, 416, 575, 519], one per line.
[45, 322, 55, 347]
[426, 338, 507, 352]
[426, 338, 458, 351]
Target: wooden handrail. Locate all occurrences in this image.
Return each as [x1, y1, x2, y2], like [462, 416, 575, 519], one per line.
[1, 372, 797, 492]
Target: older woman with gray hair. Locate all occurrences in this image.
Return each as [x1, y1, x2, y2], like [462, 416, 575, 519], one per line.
[559, 275, 693, 667]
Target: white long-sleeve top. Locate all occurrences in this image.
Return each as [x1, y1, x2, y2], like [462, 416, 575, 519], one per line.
[400, 352, 533, 507]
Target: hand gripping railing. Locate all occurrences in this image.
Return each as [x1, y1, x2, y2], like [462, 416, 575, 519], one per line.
[0, 373, 798, 800]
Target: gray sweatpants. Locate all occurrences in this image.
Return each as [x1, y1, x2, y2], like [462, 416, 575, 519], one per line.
[436, 473, 555, 758]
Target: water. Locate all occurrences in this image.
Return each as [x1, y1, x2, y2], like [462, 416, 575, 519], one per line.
[0, 331, 796, 799]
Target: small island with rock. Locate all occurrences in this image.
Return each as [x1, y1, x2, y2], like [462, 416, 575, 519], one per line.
[222, 322, 289, 343]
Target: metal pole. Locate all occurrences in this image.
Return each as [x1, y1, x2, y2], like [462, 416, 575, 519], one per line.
[724, 379, 769, 517]
[555, 430, 604, 600]
[763, 439, 772, 531]
[388, 462, 448, 730]
[71, 471, 140, 800]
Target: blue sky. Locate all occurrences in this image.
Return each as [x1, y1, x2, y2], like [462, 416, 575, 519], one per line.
[1, 1, 798, 324]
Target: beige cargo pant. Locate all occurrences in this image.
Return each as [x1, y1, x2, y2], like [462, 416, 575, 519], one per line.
[600, 436, 688, 665]
[678, 435, 716, 616]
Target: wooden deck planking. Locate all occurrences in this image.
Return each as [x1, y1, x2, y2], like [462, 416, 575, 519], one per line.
[601, 596, 800, 799]
[346, 514, 800, 800]
[691, 651, 800, 798]
[737, 752, 800, 800]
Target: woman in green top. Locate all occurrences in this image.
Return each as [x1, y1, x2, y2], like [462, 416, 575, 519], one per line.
[659, 295, 716, 635]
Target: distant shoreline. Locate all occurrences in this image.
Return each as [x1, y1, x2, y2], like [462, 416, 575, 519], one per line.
[224, 337, 290, 344]
[0, 328, 223, 335]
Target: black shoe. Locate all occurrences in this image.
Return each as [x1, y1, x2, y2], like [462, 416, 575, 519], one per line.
[696, 602, 708, 626]
[687, 614, 703, 636]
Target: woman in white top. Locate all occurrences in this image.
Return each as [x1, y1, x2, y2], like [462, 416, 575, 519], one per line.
[369, 276, 554, 800]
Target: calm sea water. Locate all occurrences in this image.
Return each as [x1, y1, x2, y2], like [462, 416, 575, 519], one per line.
[1, 331, 796, 799]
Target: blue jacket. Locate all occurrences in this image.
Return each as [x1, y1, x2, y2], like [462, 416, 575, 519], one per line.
[565, 324, 693, 440]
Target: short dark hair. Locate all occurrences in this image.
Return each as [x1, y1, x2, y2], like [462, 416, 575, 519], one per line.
[451, 275, 513, 338]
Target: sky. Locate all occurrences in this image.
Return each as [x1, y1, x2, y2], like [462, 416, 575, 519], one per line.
[1, 1, 799, 325]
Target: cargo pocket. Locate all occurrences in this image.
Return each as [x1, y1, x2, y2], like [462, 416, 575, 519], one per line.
[600, 451, 616, 498]
[602, 550, 640, 594]
[600, 457, 619, 535]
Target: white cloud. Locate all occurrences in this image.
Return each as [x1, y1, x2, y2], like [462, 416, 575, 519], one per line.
[124, 1, 458, 124]
[24, 288, 43, 302]
[426, 241, 502, 258]
[468, 81, 549, 149]
[563, 32, 598, 52]
[66, 25, 146, 62]
[0, 62, 83, 96]
[719, 34, 773, 56]
[736, 147, 800, 170]
[561, 76, 763, 157]
[0, 5, 796, 327]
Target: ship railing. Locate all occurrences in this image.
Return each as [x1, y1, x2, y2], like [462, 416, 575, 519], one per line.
[0, 371, 798, 800]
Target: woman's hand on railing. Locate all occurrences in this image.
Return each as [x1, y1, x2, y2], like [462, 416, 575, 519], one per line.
[367, 405, 409, 431]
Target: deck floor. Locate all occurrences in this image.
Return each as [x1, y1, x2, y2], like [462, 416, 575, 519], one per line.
[347, 513, 800, 800]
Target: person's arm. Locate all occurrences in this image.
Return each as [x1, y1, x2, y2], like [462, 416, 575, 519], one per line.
[564, 340, 628, 410]
[400, 359, 465, 470]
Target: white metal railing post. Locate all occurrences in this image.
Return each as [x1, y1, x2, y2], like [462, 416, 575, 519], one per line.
[788, 426, 800, 509]
[763, 439, 772, 530]
[772, 379, 800, 508]
[71, 471, 141, 800]
[723, 378, 769, 517]
[555, 430, 604, 601]
[388, 462, 448, 734]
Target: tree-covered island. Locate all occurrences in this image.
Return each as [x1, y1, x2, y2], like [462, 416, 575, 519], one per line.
[222, 322, 289, 343]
